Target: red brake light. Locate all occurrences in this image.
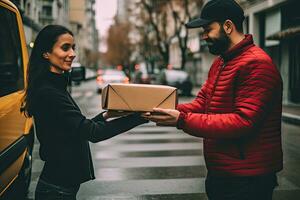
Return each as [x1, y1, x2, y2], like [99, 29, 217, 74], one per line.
[123, 77, 129, 84]
[97, 76, 104, 84]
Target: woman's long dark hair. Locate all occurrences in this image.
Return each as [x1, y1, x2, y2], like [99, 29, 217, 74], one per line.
[21, 25, 73, 117]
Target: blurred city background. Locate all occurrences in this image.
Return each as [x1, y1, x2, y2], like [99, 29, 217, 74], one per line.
[6, 0, 300, 199]
[10, 0, 300, 104]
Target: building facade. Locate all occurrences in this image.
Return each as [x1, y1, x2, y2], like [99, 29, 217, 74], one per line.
[39, 0, 69, 26]
[239, 0, 300, 105]
[11, 0, 42, 53]
[69, 0, 99, 69]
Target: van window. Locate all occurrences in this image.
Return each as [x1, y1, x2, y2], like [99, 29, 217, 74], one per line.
[0, 6, 24, 97]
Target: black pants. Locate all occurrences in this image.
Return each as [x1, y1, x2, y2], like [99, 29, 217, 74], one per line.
[205, 173, 278, 200]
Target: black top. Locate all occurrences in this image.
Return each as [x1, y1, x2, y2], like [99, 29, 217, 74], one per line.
[32, 71, 147, 187]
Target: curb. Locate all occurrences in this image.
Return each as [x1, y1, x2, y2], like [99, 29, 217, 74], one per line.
[282, 112, 300, 126]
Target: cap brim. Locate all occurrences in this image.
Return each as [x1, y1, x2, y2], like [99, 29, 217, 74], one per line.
[185, 18, 212, 28]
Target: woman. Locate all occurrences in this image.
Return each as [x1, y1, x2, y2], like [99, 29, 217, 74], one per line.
[21, 25, 147, 199]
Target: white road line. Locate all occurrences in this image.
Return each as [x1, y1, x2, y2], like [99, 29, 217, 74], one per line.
[93, 156, 205, 167]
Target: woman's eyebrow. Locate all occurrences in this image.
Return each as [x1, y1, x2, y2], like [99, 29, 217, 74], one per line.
[61, 42, 72, 46]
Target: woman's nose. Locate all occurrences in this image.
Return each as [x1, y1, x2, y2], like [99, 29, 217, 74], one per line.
[70, 49, 76, 58]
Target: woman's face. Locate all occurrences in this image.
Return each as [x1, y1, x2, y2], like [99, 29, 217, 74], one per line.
[45, 33, 76, 74]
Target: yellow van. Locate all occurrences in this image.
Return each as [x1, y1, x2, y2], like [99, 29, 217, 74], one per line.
[0, 0, 34, 198]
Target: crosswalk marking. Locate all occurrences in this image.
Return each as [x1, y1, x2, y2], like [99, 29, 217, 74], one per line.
[116, 133, 200, 140]
[78, 178, 206, 196]
[92, 156, 205, 167]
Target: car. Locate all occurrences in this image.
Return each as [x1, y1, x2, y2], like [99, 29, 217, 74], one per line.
[70, 62, 85, 86]
[0, 0, 34, 198]
[96, 69, 129, 93]
[84, 67, 97, 80]
[71, 62, 97, 81]
[157, 69, 193, 96]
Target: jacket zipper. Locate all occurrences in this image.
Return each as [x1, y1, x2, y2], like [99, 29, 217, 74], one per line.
[206, 58, 226, 113]
[205, 59, 246, 159]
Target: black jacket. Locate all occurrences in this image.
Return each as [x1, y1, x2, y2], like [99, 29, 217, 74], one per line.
[32, 71, 147, 187]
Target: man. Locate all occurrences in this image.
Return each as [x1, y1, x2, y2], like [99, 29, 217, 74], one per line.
[144, 0, 283, 199]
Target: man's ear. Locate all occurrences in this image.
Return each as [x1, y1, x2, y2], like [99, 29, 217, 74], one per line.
[223, 20, 234, 34]
[43, 52, 49, 59]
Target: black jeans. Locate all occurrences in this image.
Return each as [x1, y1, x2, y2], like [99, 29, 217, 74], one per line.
[35, 178, 80, 200]
[205, 173, 278, 200]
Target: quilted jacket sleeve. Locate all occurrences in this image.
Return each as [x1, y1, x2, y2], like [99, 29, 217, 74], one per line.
[176, 81, 207, 113]
[177, 59, 282, 139]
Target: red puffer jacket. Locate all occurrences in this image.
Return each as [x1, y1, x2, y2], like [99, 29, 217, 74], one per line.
[177, 34, 283, 176]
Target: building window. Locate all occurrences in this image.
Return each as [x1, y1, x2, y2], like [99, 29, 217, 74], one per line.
[289, 38, 300, 103]
[42, 6, 52, 16]
[265, 8, 281, 47]
[25, 2, 31, 16]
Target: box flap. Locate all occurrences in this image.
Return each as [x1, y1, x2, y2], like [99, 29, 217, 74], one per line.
[106, 85, 132, 110]
[156, 90, 177, 108]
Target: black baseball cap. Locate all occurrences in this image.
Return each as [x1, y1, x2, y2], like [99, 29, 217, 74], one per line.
[185, 0, 245, 28]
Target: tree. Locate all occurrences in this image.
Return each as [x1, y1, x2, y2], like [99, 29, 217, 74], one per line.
[169, 0, 204, 69]
[104, 22, 133, 67]
[138, 0, 172, 67]
[134, 0, 203, 69]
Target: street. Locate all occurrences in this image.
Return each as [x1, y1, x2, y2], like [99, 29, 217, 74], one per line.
[27, 80, 300, 200]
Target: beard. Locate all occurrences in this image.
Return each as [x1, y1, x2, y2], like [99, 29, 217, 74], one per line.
[206, 29, 231, 55]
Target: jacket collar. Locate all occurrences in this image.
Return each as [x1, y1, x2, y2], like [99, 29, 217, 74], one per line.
[45, 71, 69, 90]
[221, 34, 255, 62]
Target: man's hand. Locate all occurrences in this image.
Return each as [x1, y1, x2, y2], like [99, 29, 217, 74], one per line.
[142, 107, 180, 126]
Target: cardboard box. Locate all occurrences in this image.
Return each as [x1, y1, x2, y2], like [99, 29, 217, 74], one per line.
[102, 83, 177, 112]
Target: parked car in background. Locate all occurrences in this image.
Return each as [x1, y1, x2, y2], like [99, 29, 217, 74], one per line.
[0, 0, 34, 198]
[71, 63, 97, 85]
[157, 68, 193, 96]
[85, 68, 97, 80]
[96, 69, 130, 93]
[70, 62, 85, 86]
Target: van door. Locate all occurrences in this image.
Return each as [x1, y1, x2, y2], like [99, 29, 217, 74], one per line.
[0, 0, 30, 195]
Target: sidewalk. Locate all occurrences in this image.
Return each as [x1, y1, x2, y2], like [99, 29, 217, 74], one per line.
[282, 105, 300, 125]
[192, 87, 300, 126]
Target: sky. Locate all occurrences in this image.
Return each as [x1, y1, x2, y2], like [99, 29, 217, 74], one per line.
[95, 0, 118, 52]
